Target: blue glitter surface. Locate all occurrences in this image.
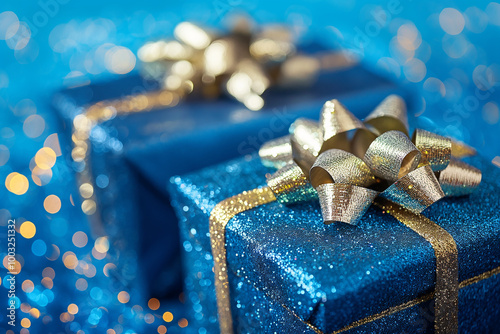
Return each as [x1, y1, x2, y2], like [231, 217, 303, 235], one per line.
[169, 152, 500, 333]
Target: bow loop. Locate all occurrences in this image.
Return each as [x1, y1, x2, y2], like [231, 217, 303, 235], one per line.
[363, 130, 421, 182]
[319, 99, 371, 153]
[310, 149, 378, 225]
[310, 149, 375, 188]
[289, 118, 322, 172]
[364, 94, 409, 136]
[266, 162, 317, 204]
[412, 129, 452, 172]
[316, 184, 378, 225]
[438, 158, 482, 196]
[380, 165, 445, 213]
[259, 135, 293, 169]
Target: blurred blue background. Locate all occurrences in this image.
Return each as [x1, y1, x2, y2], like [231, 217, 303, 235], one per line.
[1, 0, 499, 333]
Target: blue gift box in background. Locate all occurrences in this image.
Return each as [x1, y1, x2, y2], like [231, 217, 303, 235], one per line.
[169, 141, 500, 334]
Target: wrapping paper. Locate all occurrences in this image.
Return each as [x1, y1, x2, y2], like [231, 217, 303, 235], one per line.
[169, 150, 500, 334]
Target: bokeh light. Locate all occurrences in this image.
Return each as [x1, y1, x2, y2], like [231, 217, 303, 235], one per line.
[117, 291, 130, 304]
[72, 231, 88, 248]
[94, 236, 110, 252]
[35, 147, 56, 169]
[44, 194, 61, 214]
[162, 311, 173, 322]
[0, 11, 20, 40]
[105, 46, 136, 74]
[148, 298, 160, 311]
[439, 8, 465, 35]
[68, 304, 79, 315]
[23, 114, 45, 138]
[0, 144, 10, 166]
[5, 172, 29, 195]
[20, 221, 36, 239]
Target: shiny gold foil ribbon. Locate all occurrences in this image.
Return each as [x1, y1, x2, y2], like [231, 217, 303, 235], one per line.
[375, 199, 458, 334]
[262, 96, 481, 224]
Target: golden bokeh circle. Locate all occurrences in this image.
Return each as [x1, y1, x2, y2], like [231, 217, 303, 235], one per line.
[20, 221, 36, 239]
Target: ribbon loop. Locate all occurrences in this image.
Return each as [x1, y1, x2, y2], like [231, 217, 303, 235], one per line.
[319, 99, 369, 153]
[364, 130, 421, 182]
[363, 94, 409, 136]
[258, 135, 293, 169]
[412, 129, 452, 172]
[438, 158, 482, 196]
[310, 149, 375, 188]
[317, 183, 378, 225]
[380, 165, 445, 213]
[289, 118, 322, 172]
[266, 162, 317, 204]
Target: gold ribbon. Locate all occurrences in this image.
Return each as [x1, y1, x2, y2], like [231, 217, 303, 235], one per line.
[210, 187, 277, 334]
[375, 199, 458, 334]
[210, 95, 483, 333]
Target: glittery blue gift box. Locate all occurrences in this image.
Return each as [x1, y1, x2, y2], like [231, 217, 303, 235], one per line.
[169, 148, 500, 333]
[51, 50, 402, 303]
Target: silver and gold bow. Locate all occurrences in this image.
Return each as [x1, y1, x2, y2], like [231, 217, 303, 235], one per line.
[137, 19, 355, 111]
[259, 95, 482, 224]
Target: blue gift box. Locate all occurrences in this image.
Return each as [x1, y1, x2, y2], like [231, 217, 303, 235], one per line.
[52, 53, 402, 302]
[169, 135, 500, 332]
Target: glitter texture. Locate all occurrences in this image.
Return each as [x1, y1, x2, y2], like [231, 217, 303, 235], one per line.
[169, 153, 500, 333]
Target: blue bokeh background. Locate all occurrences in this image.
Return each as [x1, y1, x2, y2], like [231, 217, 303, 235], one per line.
[1, 0, 499, 333]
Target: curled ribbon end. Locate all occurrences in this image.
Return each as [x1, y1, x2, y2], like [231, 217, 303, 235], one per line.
[380, 165, 445, 213]
[317, 183, 378, 225]
[267, 162, 318, 204]
[438, 159, 482, 196]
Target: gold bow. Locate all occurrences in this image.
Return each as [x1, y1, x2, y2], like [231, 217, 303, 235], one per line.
[259, 94, 482, 224]
[137, 19, 355, 111]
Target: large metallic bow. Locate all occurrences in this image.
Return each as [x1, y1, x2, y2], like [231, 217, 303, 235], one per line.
[259, 95, 482, 224]
[137, 20, 354, 111]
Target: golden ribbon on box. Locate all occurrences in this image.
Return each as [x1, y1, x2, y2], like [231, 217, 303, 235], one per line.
[210, 95, 484, 334]
[72, 20, 354, 235]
